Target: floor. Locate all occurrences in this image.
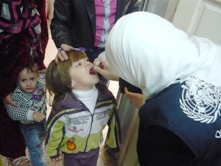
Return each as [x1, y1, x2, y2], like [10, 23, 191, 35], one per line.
[0, 143, 117, 166]
[0, 21, 119, 166]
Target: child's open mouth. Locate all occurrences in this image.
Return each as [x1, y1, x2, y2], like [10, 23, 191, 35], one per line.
[89, 67, 97, 75]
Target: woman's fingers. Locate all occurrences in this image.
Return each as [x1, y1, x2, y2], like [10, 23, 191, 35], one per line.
[124, 87, 144, 109]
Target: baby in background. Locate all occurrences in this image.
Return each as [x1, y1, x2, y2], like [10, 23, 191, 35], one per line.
[7, 62, 46, 166]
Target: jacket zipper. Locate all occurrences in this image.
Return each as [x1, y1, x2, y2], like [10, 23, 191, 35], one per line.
[82, 109, 94, 158]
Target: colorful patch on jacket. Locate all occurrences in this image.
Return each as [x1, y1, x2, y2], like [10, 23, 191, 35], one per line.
[66, 139, 76, 151]
[31, 87, 45, 101]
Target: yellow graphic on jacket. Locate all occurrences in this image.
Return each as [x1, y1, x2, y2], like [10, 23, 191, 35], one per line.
[66, 139, 76, 151]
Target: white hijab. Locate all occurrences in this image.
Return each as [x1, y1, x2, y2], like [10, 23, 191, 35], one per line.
[105, 11, 221, 99]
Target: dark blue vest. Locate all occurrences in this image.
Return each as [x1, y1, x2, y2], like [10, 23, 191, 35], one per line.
[139, 78, 221, 165]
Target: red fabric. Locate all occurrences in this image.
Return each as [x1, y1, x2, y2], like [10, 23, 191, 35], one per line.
[0, 0, 48, 158]
[0, 0, 40, 43]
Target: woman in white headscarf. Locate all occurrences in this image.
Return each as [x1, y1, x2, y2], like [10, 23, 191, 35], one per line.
[94, 11, 221, 166]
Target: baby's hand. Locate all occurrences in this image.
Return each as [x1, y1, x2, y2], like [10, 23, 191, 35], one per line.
[33, 112, 45, 122]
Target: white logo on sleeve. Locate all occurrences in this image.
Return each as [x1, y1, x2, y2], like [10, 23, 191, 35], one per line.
[180, 76, 221, 124]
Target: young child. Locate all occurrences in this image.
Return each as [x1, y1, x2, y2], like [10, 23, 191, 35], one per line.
[45, 50, 121, 166]
[7, 62, 46, 166]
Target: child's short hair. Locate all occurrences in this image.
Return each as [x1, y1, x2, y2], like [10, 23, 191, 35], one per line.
[45, 50, 87, 102]
[19, 62, 38, 78]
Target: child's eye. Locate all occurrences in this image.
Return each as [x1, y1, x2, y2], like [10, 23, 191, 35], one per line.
[76, 63, 81, 67]
[30, 78, 36, 81]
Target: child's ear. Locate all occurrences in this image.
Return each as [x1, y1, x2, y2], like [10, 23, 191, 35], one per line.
[69, 80, 75, 88]
[36, 72, 39, 82]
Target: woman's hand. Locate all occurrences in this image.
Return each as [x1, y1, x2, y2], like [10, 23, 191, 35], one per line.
[3, 93, 19, 109]
[124, 87, 144, 109]
[38, 69, 46, 73]
[93, 57, 119, 81]
[55, 44, 74, 63]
